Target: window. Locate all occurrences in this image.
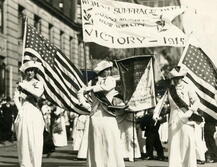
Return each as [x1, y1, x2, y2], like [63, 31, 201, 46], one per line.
[60, 30, 64, 51]
[159, 0, 165, 7]
[69, 36, 74, 60]
[18, 5, 25, 39]
[59, 0, 63, 11]
[0, 0, 4, 33]
[77, 33, 83, 67]
[34, 15, 41, 33]
[49, 24, 54, 43]
[0, 56, 5, 97]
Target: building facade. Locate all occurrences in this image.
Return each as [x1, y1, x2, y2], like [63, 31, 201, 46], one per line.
[0, 0, 91, 98]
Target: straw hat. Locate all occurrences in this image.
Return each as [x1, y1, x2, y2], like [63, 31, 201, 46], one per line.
[19, 60, 42, 73]
[94, 60, 113, 74]
[167, 67, 187, 79]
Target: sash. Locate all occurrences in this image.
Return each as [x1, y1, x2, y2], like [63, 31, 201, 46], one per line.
[169, 85, 203, 122]
[169, 85, 188, 113]
[92, 92, 116, 117]
[91, 78, 112, 106]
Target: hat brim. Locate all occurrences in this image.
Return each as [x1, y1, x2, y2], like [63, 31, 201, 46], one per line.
[167, 68, 186, 80]
[94, 62, 113, 74]
[97, 66, 112, 74]
[19, 61, 42, 73]
[167, 74, 185, 80]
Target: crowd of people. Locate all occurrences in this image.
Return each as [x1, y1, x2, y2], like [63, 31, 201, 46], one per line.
[1, 59, 217, 167]
[0, 96, 18, 143]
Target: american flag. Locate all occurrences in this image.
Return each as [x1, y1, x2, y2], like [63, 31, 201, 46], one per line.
[179, 44, 217, 120]
[23, 24, 90, 115]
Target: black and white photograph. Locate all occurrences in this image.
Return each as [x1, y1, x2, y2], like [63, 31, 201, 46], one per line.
[0, 0, 217, 167]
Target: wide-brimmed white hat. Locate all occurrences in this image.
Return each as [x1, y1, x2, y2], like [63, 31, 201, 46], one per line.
[167, 67, 187, 79]
[19, 60, 42, 73]
[94, 60, 113, 74]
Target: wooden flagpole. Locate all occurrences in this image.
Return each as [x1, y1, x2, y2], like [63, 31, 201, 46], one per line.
[22, 17, 28, 65]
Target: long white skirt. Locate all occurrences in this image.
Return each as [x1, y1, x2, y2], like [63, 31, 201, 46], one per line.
[118, 119, 141, 161]
[195, 124, 207, 161]
[168, 123, 197, 167]
[15, 102, 44, 167]
[72, 116, 85, 151]
[52, 116, 67, 147]
[88, 107, 125, 167]
[158, 121, 168, 143]
[77, 117, 89, 159]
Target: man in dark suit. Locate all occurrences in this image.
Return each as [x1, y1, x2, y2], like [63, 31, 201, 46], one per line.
[1, 97, 17, 142]
[140, 109, 165, 161]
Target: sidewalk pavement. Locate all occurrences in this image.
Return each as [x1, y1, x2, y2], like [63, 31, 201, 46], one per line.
[1, 141, 217, 167]
[0, 140, 16, 148]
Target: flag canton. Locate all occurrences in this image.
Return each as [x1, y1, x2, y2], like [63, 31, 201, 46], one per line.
[182, 44, 217, 87]
[25, 25, 56, 67]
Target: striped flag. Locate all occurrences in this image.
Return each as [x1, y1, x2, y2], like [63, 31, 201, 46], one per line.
[23, 23, 90, 115]
[179, 44, 217, 120]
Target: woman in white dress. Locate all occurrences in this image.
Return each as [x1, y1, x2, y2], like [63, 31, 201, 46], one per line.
[51, 106, 67, 147]
[78, 60, 125, 167]
[14, 60, 44, 167]
[166, 67, 202, 167]
[77, 115, 89, 159]
[41, 100, 52, 133]
[72, 114, 86, 151]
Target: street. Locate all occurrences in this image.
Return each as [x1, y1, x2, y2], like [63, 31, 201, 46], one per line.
[1, 141, 217, 167]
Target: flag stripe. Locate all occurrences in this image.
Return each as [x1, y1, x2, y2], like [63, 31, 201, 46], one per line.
[186, 73, 214, 98]
[37, 69, 77, 107]
[31, 50, 79, 101]
[199, 104, 217, 120]
[39, 67, 84, 110]
[37, 70, 88, 114]
[24, 24, 89, 114]
[36, 73, 71, 107]
[56, 51, 85, 87]
[37, 74, 88, 115]
[26, 49, 81, 92]
[179, 44, 217, 120]
[198, 95, 217, 112]
[53, 61, 79, 96]
[25, 49, 80, 102]
[54, 58, 80, 91]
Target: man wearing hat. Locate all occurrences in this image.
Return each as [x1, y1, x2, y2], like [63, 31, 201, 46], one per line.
[14, 60, 45, 167]
[166, 67, 202, 167]
[78, 60, 125, 167]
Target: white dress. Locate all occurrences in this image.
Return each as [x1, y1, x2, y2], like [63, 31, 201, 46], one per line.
[77, 115, 89, 159]
[158, 114, 169, 143]
[41, 104, 52, 132]
[52, 107, 67, 147]
[117, 112, 141, 161]
[72, 115, 86, 151]
[14, 79, 44, 167]
[87, 76, 125, 167]
[168, 82, 199, 167]
[195, 122, 207, 161]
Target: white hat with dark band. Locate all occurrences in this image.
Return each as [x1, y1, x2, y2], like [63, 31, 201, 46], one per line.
[19, 60, 42, 73]
[94, 60, 113, 74]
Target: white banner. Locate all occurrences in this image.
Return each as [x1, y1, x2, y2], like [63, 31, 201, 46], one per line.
[127, 58, 156, 111]
[81, 0, 186, 48]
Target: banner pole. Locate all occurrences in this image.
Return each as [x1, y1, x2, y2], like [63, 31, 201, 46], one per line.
[83, 41, 88, 85]
[133, 48, 136, 162]
[133, 112, 135, 161]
